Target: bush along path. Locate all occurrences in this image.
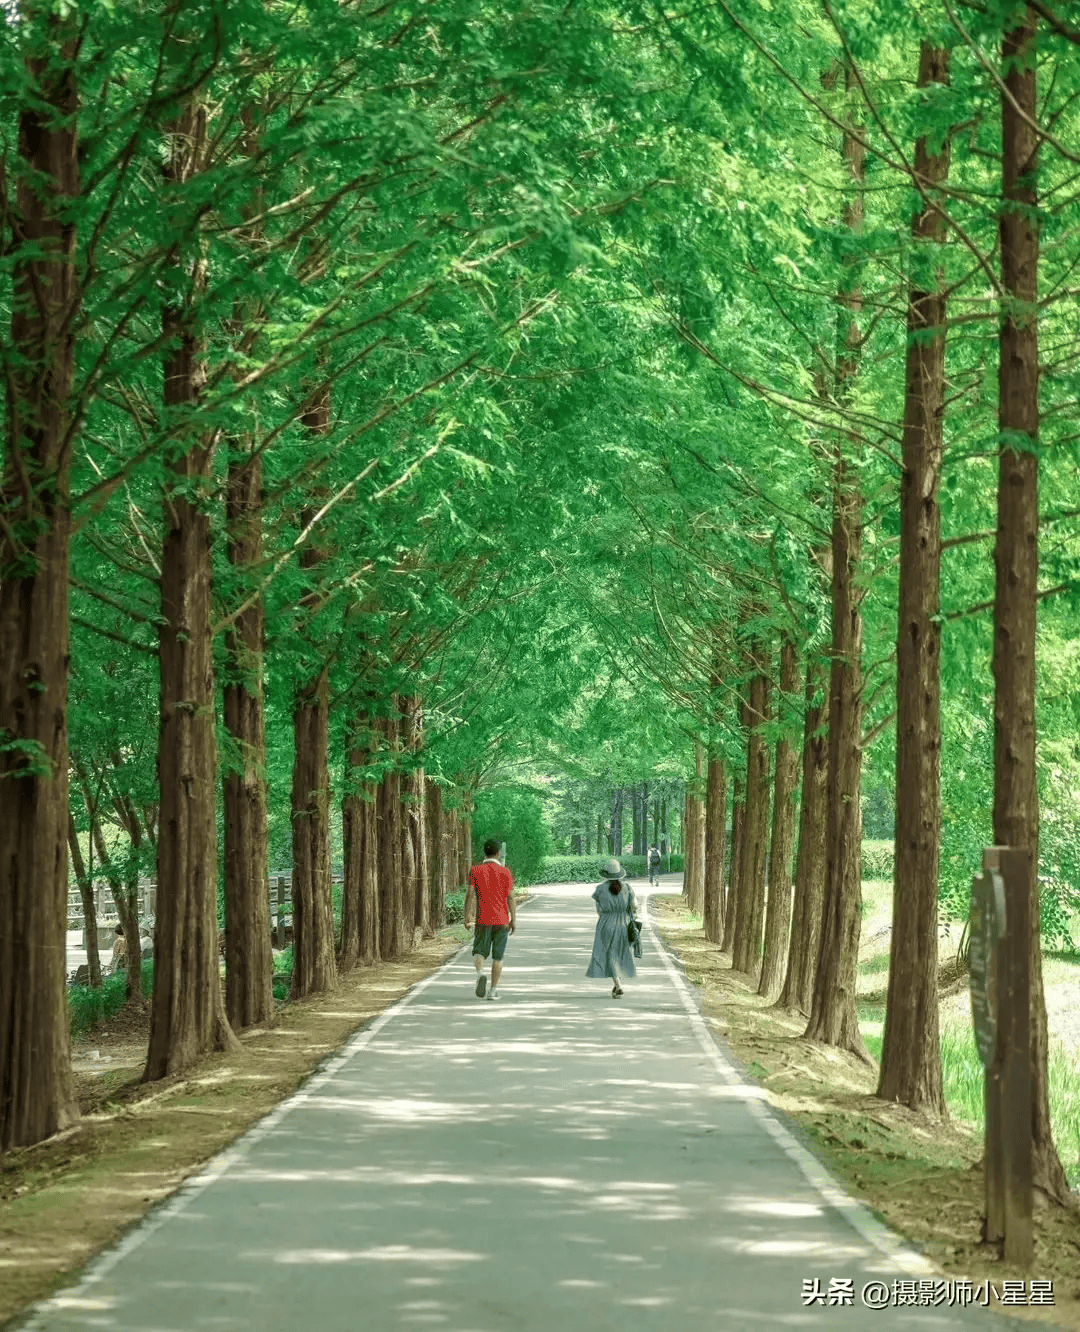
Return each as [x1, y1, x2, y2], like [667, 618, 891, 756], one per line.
[16, 884, 1051, 1332]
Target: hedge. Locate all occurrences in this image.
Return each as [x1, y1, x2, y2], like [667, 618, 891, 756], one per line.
[540, 854, 684, 883]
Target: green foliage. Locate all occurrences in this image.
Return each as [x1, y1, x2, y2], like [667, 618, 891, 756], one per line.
[539, 853, 681, 883]
[68, 962, 154, 1036]
[471, 788, 552, 887]
[444, 889, 467, 925]
[862, 840, 895, 882]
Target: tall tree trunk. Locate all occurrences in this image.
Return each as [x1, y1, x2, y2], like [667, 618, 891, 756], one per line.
[722, 787, 744, 952]
[222, 444, 273, 1028]
[805, 83, 869, 1061]
[759, 641, 800, 1000]
[402, 694, 428, 943]
[733, 664, 771, 978]
[994, 8, 1068, 1204]
[68, 815, 101, 989]
[0, 7, 80, 1150]
[291, 660, 337, 997]
[427, 779, 445, 931]
[681, 792, 692, 897]
[340, 712, 373, 972]
[377, 712, 404, 960]
[878, 43, 950, 1115]
[147, 97, 239, 1079]
[777, 653, 829, 1015]
[290, 384, 337, 1001]
[462, 791, 473, 873]
[703, 758, 727, 944]
[687, 746, 706, 913]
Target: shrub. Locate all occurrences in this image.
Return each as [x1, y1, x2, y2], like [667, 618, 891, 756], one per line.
[540, 853, 680, 883]
[444, 888, 466, 924]
[862, 840, 894, 881]
[68, 960, 154, 1036]
[471, 787, 552, 886]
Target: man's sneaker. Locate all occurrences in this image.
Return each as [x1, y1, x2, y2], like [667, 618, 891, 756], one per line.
[475, 975, 487, 998]
[487, 986, 499, 1001]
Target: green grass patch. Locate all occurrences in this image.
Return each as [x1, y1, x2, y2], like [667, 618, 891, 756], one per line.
[68, 961, 153, 1036]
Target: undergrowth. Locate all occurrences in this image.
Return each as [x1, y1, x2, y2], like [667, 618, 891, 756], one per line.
[68, 961, 154, 1035]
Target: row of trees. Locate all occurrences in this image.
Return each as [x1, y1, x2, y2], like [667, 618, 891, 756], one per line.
[0, 0, 670, 1150]
[627, 0, 1078, 1206]
[3, 0, 1078, 1229]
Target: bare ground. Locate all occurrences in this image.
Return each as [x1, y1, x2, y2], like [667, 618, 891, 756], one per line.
[0, 925, 472, 1327]
[650, 894, 1080, 1331]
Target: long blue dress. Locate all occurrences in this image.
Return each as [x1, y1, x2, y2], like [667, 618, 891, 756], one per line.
[586, 880, 637, 981]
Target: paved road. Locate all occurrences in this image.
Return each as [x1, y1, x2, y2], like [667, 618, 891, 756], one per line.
[25, 884, 1047, 1331]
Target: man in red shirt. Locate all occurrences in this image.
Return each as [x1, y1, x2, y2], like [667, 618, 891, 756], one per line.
[464, 838, 516, 1000]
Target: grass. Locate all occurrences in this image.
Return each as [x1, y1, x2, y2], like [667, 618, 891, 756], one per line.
[856, 916, 1080, 1191]
[68, 961, 153, 1036]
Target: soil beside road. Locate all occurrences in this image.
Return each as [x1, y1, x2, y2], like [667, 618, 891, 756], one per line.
[648, 893, 1080, 1332]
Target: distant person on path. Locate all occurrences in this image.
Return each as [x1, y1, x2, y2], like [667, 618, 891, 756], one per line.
[648, 845, 661, 885]
[110, 924, 127, 975]
[587, 858, 638, 998]
[464, 838, 516, 1001]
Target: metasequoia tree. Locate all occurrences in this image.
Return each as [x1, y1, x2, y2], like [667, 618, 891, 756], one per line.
[0, 5, 81, 1150]
[290, 386, 337, 1000]
[990, 5, 1069, 1203]
[777, 651, 828, 1015]
[758, 639, 799, 1000]
[147, 85, 240, 1079]
[877, 42, 951, 1116]
[805, 67, 870, 1061]
[732, 644, 771, 977]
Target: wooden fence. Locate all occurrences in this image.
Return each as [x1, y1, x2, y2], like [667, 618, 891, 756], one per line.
[67, 873, 342, 950]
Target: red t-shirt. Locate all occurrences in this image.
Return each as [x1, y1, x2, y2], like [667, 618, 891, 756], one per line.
[469, 860, 514, 926]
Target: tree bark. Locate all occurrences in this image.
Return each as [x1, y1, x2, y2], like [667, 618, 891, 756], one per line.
[146, 96, 239, 1081]
[722, 789, 744, 953]
[402, 695, 428, 943]
[377, 712, 404, 960]
[340, 712, 373, 972]
[805, 85, 869, 1062]
[777, 653, 829, 1015]
[878, 42, 950, 1115]
[291, 661, 337, 998]
[759, 640, 800, 1001]
[686, 745, 705, 914]
[67, 815, 101, 989]
[290, 382, 337, 1001]
[733, 665, 771, 978]
[0, 7, 80, 1151]
[703, 758, 727, 944]
[223, 445, 273, 1029]
[994, 7, 1069, 1204]
[427, 779, 445, 931]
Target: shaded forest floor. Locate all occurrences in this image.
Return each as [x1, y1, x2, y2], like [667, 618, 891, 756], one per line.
[0, 923, 474, 1327]
[650, 893, 1080, 1331]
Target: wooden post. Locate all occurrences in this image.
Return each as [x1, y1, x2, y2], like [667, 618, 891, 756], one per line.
[975, 846, 1033, 1264]
[998, 845, 1033, 1267]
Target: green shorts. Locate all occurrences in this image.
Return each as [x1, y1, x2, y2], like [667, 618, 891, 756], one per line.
[472, 924, 510, 961]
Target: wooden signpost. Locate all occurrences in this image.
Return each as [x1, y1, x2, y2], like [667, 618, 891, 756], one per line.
[970, 846, 1033, 1266]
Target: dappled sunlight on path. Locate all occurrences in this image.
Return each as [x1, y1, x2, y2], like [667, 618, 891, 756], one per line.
[24, 883, 1041, 1331]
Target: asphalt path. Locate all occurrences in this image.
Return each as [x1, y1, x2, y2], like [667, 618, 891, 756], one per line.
[23, 883, 1049, 1331]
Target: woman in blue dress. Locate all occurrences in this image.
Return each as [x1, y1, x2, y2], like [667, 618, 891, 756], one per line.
[586, 858, 638, 997]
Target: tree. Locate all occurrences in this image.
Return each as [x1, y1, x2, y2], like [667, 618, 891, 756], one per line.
[0, 6, 81, 1149]
[992, 3, 1069, 1204]
[878, 41, 951, 1117]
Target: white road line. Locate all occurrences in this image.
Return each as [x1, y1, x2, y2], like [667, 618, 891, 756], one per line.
[643, 906, 937, 1277]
